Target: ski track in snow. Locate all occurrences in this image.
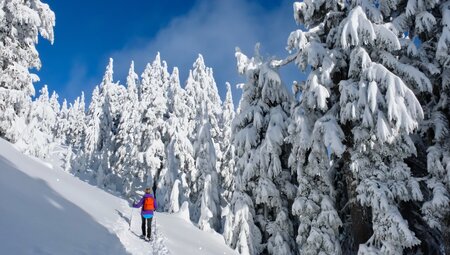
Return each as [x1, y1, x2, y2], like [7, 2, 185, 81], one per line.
[1, 140, 168, 254]
[115, 201, 170, 255]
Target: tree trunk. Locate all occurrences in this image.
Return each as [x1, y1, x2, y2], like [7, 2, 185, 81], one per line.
[444, 215, 450, 255]
[338, 121, 373, 253]
[344, 163, 373, 250]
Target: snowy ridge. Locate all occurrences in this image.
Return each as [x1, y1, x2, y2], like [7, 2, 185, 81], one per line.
[0, 138, 237, 255]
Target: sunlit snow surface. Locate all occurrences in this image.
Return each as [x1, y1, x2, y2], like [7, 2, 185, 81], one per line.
[0, 138, 237, 255]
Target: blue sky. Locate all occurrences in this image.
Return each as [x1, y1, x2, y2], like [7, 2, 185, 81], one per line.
[36, 0, 302, 105]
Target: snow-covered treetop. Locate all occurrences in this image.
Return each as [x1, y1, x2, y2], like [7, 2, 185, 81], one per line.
[170, 67, 180, 88]
[150, 52, 170, 86]
[141, 53, 169, 92]
[193, 54, 206, 73]
[79, 92, 85, 112]
[168, 67, 182, 109]
[141, 62, 152, 87]
[49, 90, 60, 113]
[236, 45, 290, 108]
[101, 58, 114, 87]
[38, 85, 49, 102]
[126, 61, 138, 96]
[154, 52, 161, 67]
[190, 54, 221, 104]
[223, 82, 235, 118]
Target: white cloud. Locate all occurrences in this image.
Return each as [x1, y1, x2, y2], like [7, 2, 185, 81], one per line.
[62, 62, 97, 104]
[110, 0, 301, 103]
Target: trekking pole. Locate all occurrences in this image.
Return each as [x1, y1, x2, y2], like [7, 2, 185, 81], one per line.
[152, 216, 156, 254]
[129, 201, 135, 230]
[154, 214, 157, 237]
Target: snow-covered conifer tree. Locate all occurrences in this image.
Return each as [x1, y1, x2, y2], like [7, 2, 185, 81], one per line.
[184, 55, 223, 221]
[19, 85, 57, 158]
[83, 59, 125, 187]
[0, 0, 55, 142]
[282, 1, 429, 254]
[49, 92, 60, 118]
[139, 53, 168, 200]
[158, 67, 194, 212]
[65, 93, 86, 149]
[403, 2, 450, 252]
[230, 45, 295, 255]
[84, 86, 102, 171]
[49, 91, 60, 138]
[97, 58, 126, 190]
[220, 82, 236, 204]
[55, 99, 69, 143]
[64, 145, 74, 173]
[227, 182, 261, 255]
[220, 82, 236, 239]
[198, 174, 217, 232]
[169, 179, 181, 213]
[115, 61, 141, 197]
[185, 56, 223, 156]
[194, 104, 220, 231]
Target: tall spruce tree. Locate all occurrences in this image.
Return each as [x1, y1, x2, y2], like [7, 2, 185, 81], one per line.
[221, 82, 236, 239]
[115, 61, 141, 197]
[66, 93, 86, 150]
[220, 82, 236, 204]
[229, 45, 295, 255]
[98, 58, 126, 191]
[195, 104, 220, 231]
[19, 85, 57, 158]
[55, 99, 68, 143]
[49, 91, 60, 139]
[282, 1, 430, 254]
[84, 86, 102, 172]
[185, 55, 223, 221]
[160, 67, 194, 212]
[140, 53, 168, 200]
[398, 1, 450, 253]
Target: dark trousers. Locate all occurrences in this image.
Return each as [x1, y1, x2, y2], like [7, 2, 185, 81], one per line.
[141, 216, 153, 238]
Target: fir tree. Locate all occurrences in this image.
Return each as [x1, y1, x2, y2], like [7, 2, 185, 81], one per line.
[115, 61, 141, 197]
[185, 54, 223, 221]
[160, 67, 194, 212]
[97, 58, 126, 190]
[195, 104, 220, 231]
[230, 45, 295, 255]
[66, 93, 86, 150]
[400, 1, 450, 252]
[84, 86, 102, 172]
[220, 82, 236, 204]
[56, 99, 69, 143]
[19, 85, 57, 158]
[282, 1, 428, 253]
[140, 53, 168, 201]
[221, 82, 236, 239]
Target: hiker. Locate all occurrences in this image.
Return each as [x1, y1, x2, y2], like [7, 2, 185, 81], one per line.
[133, 187, 157, 241]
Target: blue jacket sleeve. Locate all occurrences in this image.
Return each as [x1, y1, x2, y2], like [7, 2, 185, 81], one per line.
[133, 197, 144, 208]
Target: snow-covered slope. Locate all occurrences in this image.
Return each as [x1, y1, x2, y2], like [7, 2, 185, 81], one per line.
[0, 138, 237, 255]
